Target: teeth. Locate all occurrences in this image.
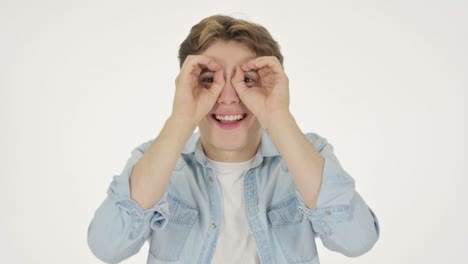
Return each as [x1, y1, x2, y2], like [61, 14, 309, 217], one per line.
[215, 114, 244, 121]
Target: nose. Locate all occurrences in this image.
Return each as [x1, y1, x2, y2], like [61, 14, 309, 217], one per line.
[217, 80, 240, 105]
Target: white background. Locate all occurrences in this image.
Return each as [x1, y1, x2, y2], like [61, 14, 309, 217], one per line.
[1, 0, 467, 263]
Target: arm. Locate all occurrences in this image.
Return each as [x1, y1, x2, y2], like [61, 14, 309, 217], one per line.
[88, 55, 225, 263]
[87, 141, 162, 263]
[131, 55, 224, 210]
[232, 56, 323, 209]
[232, 56, 379, 257]
[296, 133, 380, 257]
[266, 111, 324, 209]
[130, 117, 195, 210]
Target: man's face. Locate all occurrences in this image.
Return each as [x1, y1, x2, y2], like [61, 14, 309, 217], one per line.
[198, 40, 262, 162]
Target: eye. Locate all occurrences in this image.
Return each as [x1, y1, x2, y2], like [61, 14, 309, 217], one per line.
[244, 77, 256, 87]
[199, 77, 214, 88]
[202, 77, 214, 83]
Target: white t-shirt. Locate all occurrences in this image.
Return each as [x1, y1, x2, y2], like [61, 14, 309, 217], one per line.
[208, 157, 260, 264]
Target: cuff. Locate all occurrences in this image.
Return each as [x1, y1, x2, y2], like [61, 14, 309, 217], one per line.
[116, 197, 169, 239]
[296, 190, 351, 236]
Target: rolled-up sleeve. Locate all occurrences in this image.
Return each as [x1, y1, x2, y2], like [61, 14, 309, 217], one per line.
[296, 133, 380, 257]
[87, 140, 169, 264]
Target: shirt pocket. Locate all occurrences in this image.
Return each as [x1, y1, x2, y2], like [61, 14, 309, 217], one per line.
[150, 194, 199, 261]
[267, 195, 317, 263]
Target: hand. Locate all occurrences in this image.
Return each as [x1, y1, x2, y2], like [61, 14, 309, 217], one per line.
[231, 56, 290, 129]
[172, 55, 225, 127]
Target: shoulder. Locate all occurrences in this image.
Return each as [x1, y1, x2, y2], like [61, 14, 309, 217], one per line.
[132, 138, 155, 154]
[304, 132, 331, 152]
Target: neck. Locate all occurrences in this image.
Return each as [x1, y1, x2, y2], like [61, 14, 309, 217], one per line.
[201, 138, 261, 163]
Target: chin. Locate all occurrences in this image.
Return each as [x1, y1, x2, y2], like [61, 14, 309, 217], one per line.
[212, 136, 249, 152]
[198, 115, 262, 160]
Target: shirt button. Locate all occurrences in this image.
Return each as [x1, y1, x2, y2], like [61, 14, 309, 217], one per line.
[325, 210, 331, 216]
[208, 177, 213, 183]
[212, 223, 217, 229]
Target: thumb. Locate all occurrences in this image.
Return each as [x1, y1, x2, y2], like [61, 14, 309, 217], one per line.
[231, 66, 249, 100]
[210, 68, 225, 98]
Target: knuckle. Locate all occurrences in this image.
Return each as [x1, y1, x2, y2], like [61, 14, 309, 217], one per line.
[183, 55, 198, 65]
[185, 55, 210, 67]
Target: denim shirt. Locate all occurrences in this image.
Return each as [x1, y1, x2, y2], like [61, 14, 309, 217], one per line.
[88, 132, 380, 264]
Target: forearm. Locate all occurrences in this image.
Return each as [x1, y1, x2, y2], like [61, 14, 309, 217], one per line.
[266, 111, 324, 209]
[88, 196, 150, 263]
[130, 115, 196, 210]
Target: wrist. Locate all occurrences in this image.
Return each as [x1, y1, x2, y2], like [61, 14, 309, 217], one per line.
[263, 111, 300, 145]
[259, 109, 292, 132]
[165, 114, 198, 138]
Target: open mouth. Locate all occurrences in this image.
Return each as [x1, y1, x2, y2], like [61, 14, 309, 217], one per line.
[212, 113, 248, 123]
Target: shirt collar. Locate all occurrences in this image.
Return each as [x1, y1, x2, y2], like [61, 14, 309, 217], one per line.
[181, 132, 280, 160]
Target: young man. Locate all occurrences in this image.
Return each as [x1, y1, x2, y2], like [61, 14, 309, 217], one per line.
[88, 15, 380, 264]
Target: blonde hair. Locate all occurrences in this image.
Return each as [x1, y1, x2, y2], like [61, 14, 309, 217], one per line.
[178, 15, 283, 67]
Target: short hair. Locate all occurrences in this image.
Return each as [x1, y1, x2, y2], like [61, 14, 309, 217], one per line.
[178, 15, 283, 68]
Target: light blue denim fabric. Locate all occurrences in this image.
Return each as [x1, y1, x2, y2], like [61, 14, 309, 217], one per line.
[88, 132, 380, 264]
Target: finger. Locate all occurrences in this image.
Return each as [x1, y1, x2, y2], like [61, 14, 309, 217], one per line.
[231, 66, 249, 99]
[209, 67, 225, 96]
[203, 58, 222, 72]
[241, 56, 282, 73]
[181, 55, 221, 76]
